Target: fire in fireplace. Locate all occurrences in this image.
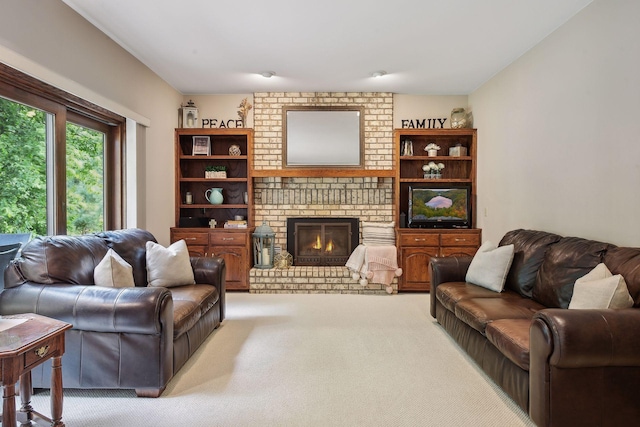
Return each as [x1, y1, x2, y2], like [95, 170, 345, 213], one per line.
[287, 218, 359, 266]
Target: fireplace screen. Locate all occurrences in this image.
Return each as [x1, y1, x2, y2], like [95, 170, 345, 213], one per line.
[287, 218, 359, 266]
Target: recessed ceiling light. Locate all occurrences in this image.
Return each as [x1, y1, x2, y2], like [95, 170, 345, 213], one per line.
[260, 71, 276, 78]
[371, 70, 387, 78]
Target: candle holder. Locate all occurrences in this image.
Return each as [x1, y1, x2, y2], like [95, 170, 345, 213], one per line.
[252, 221, 275, 269]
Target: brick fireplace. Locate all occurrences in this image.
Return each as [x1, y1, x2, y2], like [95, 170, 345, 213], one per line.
[287, 217, 359, 266]
[250, 92, 396, 294]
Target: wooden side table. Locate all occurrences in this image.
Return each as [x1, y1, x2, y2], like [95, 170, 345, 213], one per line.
[0, 313, 72, 427]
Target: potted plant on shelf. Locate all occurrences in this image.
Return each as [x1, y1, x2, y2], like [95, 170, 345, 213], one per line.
[422, 162, 445, 179]
[205, 165, 227, 179]
[424, 143, 441, 157]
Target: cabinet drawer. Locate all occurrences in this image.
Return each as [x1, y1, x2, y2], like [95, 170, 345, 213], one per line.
[210, 232, 248, 246]
[399, 233, 440, 247]
[24, 338, 56, 370]
[172, 231, 209, 246]
[441, 246, 478, 257]
[440, 233, 480, 247]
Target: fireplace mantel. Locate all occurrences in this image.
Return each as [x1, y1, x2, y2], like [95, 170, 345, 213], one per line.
[252, 168, 395, 178]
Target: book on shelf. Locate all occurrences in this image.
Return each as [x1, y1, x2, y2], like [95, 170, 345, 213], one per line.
[224, 220, 247, 229]
[226, 220, 247, 225]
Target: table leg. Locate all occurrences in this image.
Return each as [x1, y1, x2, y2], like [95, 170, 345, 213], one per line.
[18, 371, 34, 425]
[50, 355, 65, 427]
[3, 382, 17, 427]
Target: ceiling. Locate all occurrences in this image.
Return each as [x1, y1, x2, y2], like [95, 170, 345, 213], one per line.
[62, 0, 593, 95]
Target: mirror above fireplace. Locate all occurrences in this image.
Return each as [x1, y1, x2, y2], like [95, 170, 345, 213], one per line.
[283, 106, 364, 168]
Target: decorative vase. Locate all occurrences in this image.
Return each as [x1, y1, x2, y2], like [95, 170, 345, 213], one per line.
[451, 108, 468, 129]
[427, 149, 438, 157]
[204, 188, 224, 205]
[402, 140, 413, 156]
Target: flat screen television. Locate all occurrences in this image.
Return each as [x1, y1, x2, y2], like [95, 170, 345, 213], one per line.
[408, 185, 471, 228]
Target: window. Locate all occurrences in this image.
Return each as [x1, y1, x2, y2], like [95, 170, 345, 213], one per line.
[0, 63, 125, 236]
[0, 98, 48, 235]
[66, 115, 107, 234]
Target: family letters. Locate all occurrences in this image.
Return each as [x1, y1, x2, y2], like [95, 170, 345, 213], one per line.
[401, 118, 447, 129]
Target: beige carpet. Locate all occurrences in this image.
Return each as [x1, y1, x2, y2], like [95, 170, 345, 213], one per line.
[31, 293, 534, 427]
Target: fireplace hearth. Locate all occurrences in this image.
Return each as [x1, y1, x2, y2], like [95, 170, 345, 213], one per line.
[287, 218, 359, 266]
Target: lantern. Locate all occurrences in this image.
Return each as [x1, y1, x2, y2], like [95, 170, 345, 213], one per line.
[253, 221, 275, 269]
[179, 99, 199, 128]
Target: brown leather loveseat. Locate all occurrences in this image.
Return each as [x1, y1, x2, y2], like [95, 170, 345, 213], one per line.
[0, 228, 225, 397]
[430, 229, 640, 427]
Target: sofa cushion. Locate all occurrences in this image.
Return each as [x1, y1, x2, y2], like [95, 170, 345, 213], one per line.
[499, 229, 562, 298]
[172, 299, 200, 339]
[604, 246, 640, 307]
[16, 234, 107, 285]
[98, 228, 157, 287]
[146, 240, 195, 288]
[93, 248, 135, 288]
[465, 241, 514, 292]
[170, 284, 219, 338]
[486, 319, 532, 371]
[436, 282, 521, 312]
[454, 296, 545, 334]
[569, 263, 633, 309]
[533, 237, 609, 308]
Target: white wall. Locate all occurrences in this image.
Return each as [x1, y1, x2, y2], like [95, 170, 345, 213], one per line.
[0, 0, 182, 245]
[470, 0, 640, 246]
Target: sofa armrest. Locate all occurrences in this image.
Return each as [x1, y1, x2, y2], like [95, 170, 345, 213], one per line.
[0, 283, 173, 335]
[429, 256, 473, 318]
[530, 308, 640, 427]
[531, 308, 640, 368]
[191, 256, 226, 321]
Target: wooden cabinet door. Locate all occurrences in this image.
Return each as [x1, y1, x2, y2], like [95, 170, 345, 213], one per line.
[210, 245, 248, 290]
[400, 246, 439, 292]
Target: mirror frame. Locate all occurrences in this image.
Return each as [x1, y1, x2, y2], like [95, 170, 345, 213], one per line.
[282, 105, 365, 168]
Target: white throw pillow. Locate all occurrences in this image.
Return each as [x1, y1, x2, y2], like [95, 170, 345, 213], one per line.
[569, 263, 633, 309]
[94, 248, 135, 288]
[362, 221, 396, 246]
[465, 241, 515, 292]
[146, 240, 195, 288]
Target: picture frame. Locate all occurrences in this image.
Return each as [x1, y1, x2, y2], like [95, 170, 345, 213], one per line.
[192, 136, 211, 155]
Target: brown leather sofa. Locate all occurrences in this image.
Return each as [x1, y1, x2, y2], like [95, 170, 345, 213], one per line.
[0, 228, 225, 397]
[430, 229, 640, 427]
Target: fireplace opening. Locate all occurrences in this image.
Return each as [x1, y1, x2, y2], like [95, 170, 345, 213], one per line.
[287, 218, 359, 266]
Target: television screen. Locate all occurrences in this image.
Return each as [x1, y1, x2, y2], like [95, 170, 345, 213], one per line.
[408, 186, 470, 228]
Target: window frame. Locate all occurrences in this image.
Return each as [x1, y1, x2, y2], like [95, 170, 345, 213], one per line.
[0, 62, 125, 234]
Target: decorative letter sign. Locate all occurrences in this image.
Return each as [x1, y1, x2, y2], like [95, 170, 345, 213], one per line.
[401, 118, 448, 129]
